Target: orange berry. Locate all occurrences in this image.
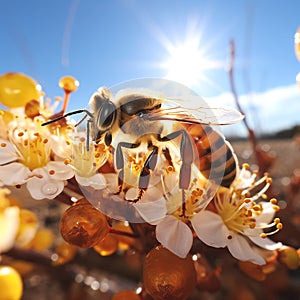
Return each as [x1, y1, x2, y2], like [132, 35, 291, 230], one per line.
[60, 202, 109, 248]
[93, 234, 118, 256]
[24, 99, 40, 118]
[143, 246, 197, 300]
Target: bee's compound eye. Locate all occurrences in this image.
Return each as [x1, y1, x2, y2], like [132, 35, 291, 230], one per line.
[138, 111, 145, 118]
[97, 101, 116, 129]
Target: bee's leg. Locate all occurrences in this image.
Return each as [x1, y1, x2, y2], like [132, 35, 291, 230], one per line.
[114, 141, 140, 195]
[128, 144, 159, 202]
[162, 147, 175, 171]
[159, 130, 194, 216]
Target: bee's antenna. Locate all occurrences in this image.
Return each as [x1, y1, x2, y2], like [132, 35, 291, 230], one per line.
[42, 109, 95, 151]
[41, 109, 93, 126]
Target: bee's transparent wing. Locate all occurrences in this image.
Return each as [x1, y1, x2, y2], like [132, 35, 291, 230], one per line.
[147, 100, 244, 125]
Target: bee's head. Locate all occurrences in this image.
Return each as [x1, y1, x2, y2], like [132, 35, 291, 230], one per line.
[89, 87, 117, 140]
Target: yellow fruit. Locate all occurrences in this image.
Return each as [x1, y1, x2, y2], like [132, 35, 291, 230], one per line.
[0, 72, 42, 108]
[0, 266, 23, 300]
[15, 209, 38, 247]
[58, 76, 79, 93]
[278, 246, 300, 270]
[28, 228, 54, 251]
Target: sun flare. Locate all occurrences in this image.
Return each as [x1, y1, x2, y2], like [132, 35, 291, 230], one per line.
[163, 37, 217, 87]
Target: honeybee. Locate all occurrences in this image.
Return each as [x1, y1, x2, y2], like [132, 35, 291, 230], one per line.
[42, 83, 243, 208]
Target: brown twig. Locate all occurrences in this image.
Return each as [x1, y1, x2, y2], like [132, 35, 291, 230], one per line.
[228, 39, 258, 150]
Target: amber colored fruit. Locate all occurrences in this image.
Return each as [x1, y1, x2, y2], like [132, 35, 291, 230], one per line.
[58, 76, 79, 93]
[0, 266, 23, 300]
[0, 72, 41, 108]
[93, 233, 118, 256]
[24, 99, 40, 118]
[143, 246, 197, 300]
[52, 241, 77, 265]
[27, 228, 54, 251]
[112, 222, 134, 251]
[60, 202, 109, 248]
[278, 246, 300, 270]
[112, 290, 141, 300]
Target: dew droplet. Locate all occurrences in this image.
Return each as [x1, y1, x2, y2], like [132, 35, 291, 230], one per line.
[42, 183, 59, 195]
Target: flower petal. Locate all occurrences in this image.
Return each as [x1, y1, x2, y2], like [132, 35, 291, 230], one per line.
[227, 233, 266, 265]
[0, 162, 31, 185]
[248, 235, 283, 251]
[156, 215, 193, 258]
[0, 206, 20, 253]
[103, 173, 119, 194]
[0, 139, 18, 164]
[134, 197, 167, 225]
[26, 172, 64, 200]
[44, 161, 74, 180]
[191, 210, 228, 248]
[255, 202, 276, 225]
[76, 173, 106, 189]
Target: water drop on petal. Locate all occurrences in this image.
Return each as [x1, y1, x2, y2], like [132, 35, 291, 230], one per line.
[42, 182, 59, 195]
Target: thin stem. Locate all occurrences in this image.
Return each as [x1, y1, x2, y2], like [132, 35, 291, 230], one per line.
[228, 40, 259, 156]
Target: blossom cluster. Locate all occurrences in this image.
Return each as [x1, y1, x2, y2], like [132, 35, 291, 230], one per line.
[0, 73, 285, 269]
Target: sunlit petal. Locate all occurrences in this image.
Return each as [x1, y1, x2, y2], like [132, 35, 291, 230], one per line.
[192, 210, 228, 247]
[0, 162, 31, 185]
[103, 173, 119, 194]
[44, 161, 74, 180]
[227, 234, 266, 265]
[134, 197, 167, 225]
[0, 206, 20, 253]
[0, 139, 18, 164]
[76, 173, 106, 189]
[255, 202, 276, 225]
[26, 173, 64, 200]
[248, 235, 283, 251]
[156, 215, 193, 258]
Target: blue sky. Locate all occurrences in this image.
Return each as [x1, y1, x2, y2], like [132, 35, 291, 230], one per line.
[1, 0, 300, 136]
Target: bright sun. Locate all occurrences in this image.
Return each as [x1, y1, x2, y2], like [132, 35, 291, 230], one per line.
[163, 37, 214, 87]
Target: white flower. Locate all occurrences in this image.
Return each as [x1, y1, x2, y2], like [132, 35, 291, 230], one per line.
[0, 117, 74, 199]
[134, 168, 214, 258]
[134, 165, 283, 264]
[65, 133, 109, 190]
[192, 171, 283, 265]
